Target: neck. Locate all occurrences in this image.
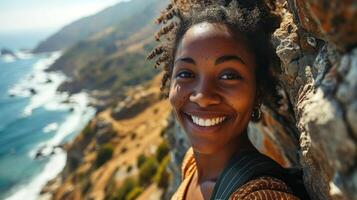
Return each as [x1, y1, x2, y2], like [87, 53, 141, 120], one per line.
[192, 130, 257, 183]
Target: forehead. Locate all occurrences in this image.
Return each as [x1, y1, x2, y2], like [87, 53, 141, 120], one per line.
[176, 22, 253, 60]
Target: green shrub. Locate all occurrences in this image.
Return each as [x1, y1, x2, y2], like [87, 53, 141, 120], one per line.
[81, 178, 92, 194]
[139, 156, 158, 186]
[155, 140, 170, 162]
[95, 144, 114, 167]
[82, 122, 93, 137]
[126, 186, 143, 200]
[126, 165, 133, 173]
[116, 177, 138, 200]
[154, 155, 171, 189]
[136, 154, 147, 168]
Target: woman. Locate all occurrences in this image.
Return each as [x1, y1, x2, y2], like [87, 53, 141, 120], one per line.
[148, 0, 306, 199]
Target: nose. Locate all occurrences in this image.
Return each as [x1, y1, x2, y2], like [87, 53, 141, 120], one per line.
[189, 80, 221, 107]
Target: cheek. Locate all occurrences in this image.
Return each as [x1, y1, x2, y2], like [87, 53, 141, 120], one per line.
[168, 82, 190, 111]
[225, 84, 256, 113]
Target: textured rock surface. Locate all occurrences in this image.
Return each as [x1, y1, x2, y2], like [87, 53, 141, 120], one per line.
[164, 113, 190, 199]
[290, 0, 357, 50]
[271, 1, 357, 199]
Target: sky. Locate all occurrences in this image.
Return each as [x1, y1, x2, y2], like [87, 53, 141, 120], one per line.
[0, 0, 130, 33]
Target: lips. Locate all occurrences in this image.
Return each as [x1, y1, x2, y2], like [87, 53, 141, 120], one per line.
[190, 115, 227, 127]
[181, 110, 231, 134]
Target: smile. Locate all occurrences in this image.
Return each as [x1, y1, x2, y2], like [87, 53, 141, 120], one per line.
[190, 115, 227, 127]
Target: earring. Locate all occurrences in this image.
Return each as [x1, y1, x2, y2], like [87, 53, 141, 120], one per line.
[251, 105, 261, 122]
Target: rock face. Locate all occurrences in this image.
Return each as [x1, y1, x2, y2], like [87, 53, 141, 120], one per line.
[271, 1, 356, 199]
[289, 0, 356, 50]
[164, 114, 190, 199]
[0, 48, 16, 57]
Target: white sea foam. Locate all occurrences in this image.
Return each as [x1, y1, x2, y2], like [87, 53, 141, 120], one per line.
[28, 92, 95, 158]
[13, 93, 95, 200]
[4, 51, 96, 200]
[43, 122, 59, 133]
[1, 54, 16, 63]
[5, 150, 67, 200]
[7, 96, 95, 200]
[22, 72, 67, 116]
[15, 51, 33, 60]
[7, 51, 65, 116]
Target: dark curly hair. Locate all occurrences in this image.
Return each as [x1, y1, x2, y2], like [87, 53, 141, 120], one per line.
[147, 0, 281, 108]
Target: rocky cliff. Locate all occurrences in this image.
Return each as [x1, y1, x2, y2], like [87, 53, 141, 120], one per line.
[40, 74, 173, 200]
[270, 1, 356, 199]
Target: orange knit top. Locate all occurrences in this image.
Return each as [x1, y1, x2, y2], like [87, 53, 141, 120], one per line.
[170, 147, 300, 200]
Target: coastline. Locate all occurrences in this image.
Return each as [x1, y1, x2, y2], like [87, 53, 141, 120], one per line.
[2, 51, 96, 200]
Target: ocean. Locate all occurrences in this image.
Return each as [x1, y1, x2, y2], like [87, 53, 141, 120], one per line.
[0, 36, 96, 200]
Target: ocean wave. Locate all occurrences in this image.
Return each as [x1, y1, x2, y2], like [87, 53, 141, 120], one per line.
[3, 51, 96, 200]
[22, 72, 67, 116]
[7, 92, 96, 200]
[7, 51, 66, 116]
[0, 55, 16, 63]
[29, 92, 95, 158]
[5, 150, 66, 200]
[0, 50, 33, 63]
[42, 122, 59, 134]
[14, 51, 33, 60]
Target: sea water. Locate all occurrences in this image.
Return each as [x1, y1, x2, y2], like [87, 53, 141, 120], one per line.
[0, 50, 96, 199]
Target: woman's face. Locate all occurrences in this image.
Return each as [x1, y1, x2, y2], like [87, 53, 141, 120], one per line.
[169, 22, 258, 154]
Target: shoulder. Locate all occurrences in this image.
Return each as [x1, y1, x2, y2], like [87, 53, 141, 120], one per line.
[229, 176, 300, 200]
[181, 147, 196, 180]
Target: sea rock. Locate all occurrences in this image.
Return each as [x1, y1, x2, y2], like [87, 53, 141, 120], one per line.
[29, 88, 37, 95]
[0, 48, 16, 57]
[45, 78, 53, 83]
[35, 151, 44, 159]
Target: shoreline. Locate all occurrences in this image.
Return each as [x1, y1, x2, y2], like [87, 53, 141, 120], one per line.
[3, 52, 96, 200]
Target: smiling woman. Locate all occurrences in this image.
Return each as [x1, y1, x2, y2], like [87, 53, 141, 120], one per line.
[148, 0, 309, 200]
[171, 22, 258, 155]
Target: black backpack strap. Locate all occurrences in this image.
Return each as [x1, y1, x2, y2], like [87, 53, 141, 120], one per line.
[210, 151, 288, 200]
[282, 168, 311, 200]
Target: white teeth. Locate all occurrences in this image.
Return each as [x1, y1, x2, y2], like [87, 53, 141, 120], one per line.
[199, 118, 204, 126]
[189, 115, 227, 127]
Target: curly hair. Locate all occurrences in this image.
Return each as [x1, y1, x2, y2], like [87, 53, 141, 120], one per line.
[147, 0, 281, 107]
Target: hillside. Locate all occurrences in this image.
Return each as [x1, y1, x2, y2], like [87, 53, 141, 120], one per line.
[42, 0, 166, 109]
[39, 74, 174, 200]
[33, 0, 160, 53]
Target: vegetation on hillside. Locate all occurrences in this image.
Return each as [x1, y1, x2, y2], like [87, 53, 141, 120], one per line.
[44, 0, 165, 101]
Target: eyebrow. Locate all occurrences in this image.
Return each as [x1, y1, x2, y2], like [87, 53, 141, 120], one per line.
[215, 55, 246, 65]
[174, 57, 196, 65]
[174, 55, 246, 66]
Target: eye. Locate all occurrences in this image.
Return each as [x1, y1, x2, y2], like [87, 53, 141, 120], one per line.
[175, 70, 195, 79]
[219, 71, 242, 80]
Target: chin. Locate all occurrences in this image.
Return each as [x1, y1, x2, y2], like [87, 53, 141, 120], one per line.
[188, 137, 222, 155]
